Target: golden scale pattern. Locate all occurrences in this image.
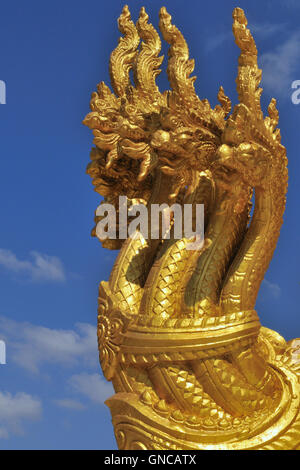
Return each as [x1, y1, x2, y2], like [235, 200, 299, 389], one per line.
[84, 5, 300, 450]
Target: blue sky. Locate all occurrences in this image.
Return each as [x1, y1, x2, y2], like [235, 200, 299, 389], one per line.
[0, 0, 299, 450]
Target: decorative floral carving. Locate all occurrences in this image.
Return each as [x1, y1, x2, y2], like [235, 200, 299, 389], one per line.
[97, 282, 131, 380]
[281, 339, 300, 375]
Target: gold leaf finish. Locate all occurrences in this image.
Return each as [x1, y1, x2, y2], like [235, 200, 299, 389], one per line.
[84, 6, 300, 450]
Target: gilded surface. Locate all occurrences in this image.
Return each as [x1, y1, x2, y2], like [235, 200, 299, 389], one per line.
[84, 6, 300, 450]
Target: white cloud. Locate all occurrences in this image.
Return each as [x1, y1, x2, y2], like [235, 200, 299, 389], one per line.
[0, 391, 42, 438]
[54, 398, 86, 411]
[251, 23, 286, 39]
[0, 249, 66, 282]
[261, 279, 281, 299]
[0, 316, 98, 373]
[0, 428, 9, 439]
[205, 32, 231, 53]
[69, 373, 113, 404]
[260, 33, 300, 95]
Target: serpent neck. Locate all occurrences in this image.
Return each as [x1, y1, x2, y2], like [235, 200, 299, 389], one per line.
[181, 184, 249, 317]
[108, 172, 172, 316]
[137, 175, 213, 323]
[221, 177, 286, 314]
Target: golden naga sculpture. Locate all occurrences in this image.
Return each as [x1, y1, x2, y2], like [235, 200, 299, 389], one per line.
[84, 6, 300, 450]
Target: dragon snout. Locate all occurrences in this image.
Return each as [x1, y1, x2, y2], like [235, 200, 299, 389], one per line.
[213, 144, 235, 166]
[151, 130, 170, 148]
[217, 144, 234, 158]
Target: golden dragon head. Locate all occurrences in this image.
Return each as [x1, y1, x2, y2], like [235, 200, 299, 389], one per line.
[216, 8, 287, 192]
[84, 6, 287, 246]
[83, 5, 233, 247]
